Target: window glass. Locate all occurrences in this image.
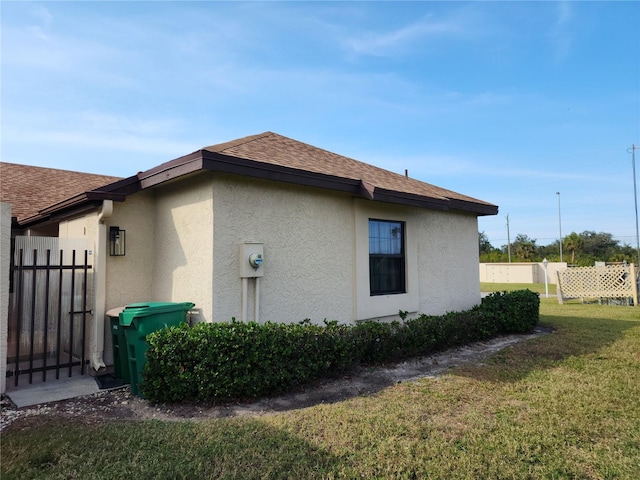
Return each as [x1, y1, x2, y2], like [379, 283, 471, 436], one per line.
[369, 219, 405, 295]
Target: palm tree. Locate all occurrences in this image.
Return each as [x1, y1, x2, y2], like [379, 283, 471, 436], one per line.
[513, 234, 537, 261]
[563, 232, 583, 264]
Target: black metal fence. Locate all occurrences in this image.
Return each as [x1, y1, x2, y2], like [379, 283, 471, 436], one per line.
[7, 244, 93, 386]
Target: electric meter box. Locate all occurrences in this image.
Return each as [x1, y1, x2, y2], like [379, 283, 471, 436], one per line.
[239, 242, 264, 278]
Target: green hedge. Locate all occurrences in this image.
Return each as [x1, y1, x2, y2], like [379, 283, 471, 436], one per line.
[142, 289, 539, 403]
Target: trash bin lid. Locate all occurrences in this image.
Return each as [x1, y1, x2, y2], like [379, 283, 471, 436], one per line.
[106, 306, 125, 318]
[119, 301, 195, 326]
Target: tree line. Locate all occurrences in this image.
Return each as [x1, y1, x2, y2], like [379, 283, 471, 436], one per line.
[479, 230, 638, 266]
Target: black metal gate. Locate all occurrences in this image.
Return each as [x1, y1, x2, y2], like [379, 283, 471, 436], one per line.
[7, 239, 93, 386]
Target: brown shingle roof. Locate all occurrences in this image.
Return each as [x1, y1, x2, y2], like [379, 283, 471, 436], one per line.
[5, 132, 498, 226]
[0, 162, 123, 222]
[202, 131, 496, 211]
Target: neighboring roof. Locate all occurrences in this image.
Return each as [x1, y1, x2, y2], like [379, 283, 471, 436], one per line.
[0, 162, 123, 222]
[7, 132, 498, 227]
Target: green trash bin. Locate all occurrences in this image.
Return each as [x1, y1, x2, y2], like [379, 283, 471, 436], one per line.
[107, 307, 129, 383]
[119, 302, 194, 397]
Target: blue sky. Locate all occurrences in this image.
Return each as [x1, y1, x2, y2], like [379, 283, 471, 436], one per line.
[2, 1, 639, 249]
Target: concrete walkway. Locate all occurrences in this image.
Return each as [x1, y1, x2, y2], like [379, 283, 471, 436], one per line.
[6, 375, 103, 408]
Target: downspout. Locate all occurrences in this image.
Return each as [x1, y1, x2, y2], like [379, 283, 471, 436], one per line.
[90, 199, 113, 371]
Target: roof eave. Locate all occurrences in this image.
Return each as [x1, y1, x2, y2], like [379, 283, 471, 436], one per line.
[38, 191, 127, 216]
[146, 150, 493, 215]
[15, 185, 133, 228]
[371, 188, 450, 211]
[15, 142, 499, 227]
[136, 152, 204, 189]
[448, 198, 499, 216]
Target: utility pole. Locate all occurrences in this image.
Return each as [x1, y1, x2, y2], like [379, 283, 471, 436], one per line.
[556, 192, 563, 263]
[631, 145, 640, 267]
[506, 214, 511, 263]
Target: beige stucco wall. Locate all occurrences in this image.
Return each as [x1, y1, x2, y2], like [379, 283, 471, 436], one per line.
[417, 211, 481, 315]
[58, 195, 157, 368]
[211, 174, 354, 324]
[479, 262, 567, 284]
[106, 192, 156, 309]
[58, 194, 159, 312]
[0, 203, 11, 393]
[55, 181, 212, 328]
[102, 173, 485, 325]
[208, 175, 481, 323]
[152, 176, 213, 321]
[50, 171, 487, 336]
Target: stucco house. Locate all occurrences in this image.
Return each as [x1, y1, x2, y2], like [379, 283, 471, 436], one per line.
[2, 132, 498, 377]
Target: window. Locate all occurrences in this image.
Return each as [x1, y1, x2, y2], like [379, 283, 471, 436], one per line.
[369, 219, 405, 295]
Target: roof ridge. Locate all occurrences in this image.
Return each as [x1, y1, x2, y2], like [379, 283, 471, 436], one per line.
[0, 161, 123, 180]
[204, 131, 275, 153]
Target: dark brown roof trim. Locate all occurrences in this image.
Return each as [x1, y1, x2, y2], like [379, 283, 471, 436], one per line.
[39, 191, 127, 215]
[18, 190, 128, 227]
[131, 149, 367, 197]
[201, 151, 365, 195]
[20, 200, 103, 228]
[112, 149, 499, 215]
[448, 198, 499, 216]
[137, 151, 204, 189]
[94, 175, 143, 196]
[372, 188, 451, 211]
[14, 138, 498, 228]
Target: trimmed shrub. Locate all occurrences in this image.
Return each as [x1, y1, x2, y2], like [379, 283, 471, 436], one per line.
[479, 289, 540, 333]
[143, 320, 360, 402]
[142, 289, 539, 403]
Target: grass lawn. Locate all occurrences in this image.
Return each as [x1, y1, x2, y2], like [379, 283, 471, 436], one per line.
[2, 299, 639, 479]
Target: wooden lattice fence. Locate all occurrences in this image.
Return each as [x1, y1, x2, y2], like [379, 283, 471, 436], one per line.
[556, 264, 638, 306]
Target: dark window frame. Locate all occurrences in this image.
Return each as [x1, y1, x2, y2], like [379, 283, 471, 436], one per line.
[368, 219, 406, 296]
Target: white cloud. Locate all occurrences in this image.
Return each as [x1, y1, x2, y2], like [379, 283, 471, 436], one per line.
[548, 1, 575, 60]
[13, 129, 194, 156]
[339, 4, 491, 58]
[556, 1, 573, 27]
[3, 22, 129, 74]
[345, 16, 462, 57]
[3, 110, 199, 157]
[23, 5, 54, 41]
[32, 5, 53, 26]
